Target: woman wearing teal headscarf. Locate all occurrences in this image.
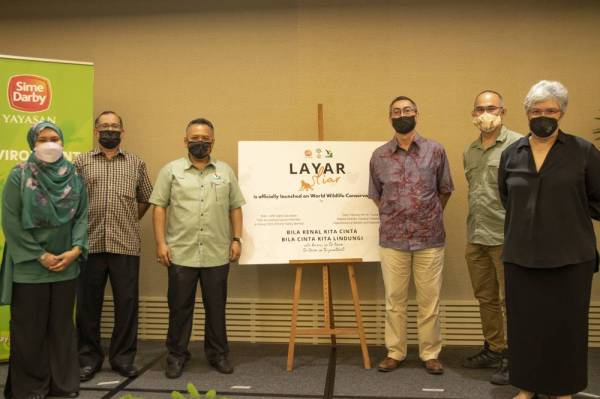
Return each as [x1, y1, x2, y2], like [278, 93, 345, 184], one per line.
[0, 121, 88, 399]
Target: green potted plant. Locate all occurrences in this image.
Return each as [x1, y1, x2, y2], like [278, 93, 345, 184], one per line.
[120, 383, 230, 399]
[171, 384, 230, 399]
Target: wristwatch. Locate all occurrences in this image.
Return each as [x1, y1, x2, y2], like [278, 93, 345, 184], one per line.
[232, 237, 243, 245]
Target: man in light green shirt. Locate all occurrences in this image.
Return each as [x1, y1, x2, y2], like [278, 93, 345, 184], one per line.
[462, 90, 521, 385]
[150, 118, 245, 378]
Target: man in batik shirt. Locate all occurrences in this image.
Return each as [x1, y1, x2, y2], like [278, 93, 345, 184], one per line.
[369, 96, 454, 375]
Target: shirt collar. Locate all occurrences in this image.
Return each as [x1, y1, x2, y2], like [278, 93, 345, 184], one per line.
[516, 130, 566, 149]
[469, 125, 509, 150]
[92, 147, 125, 157]
[386, 133, 424, 153]
[183, 155, 218, 170]
[496, 125, 509, 142]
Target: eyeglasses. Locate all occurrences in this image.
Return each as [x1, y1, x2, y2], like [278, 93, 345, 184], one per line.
[96, 123, 122, 130]
[528, 108, 561, 117]
[390, 107, 417, 117]
[473, 106, 503, 115]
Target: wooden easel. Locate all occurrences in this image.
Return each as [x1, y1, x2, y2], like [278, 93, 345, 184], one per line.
[286, 104, 371, 371]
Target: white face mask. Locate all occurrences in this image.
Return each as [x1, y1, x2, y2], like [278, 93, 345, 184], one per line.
[472, 112, 502, 133]
[35, 142, 63, 163]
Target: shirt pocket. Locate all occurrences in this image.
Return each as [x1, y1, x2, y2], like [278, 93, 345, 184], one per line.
[465, 166, 477, 185]
[171, 173, 201, 206]
[113, 167, 137, 198]
[115, 181, 136, 198]
[212, 181, 230, 204]
[487, 159, 500, 185]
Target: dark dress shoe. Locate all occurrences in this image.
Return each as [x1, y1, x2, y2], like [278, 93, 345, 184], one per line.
[377, 357, 402, 372]
[210, 357, 233, 374]
[80, 364, 101, 382]
[111, 363, 139, 378]
[165, 358, 185, 379]
[424, 358, 444, 375]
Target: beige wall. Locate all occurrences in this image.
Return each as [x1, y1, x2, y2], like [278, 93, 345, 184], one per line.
[2, 0, 600, 302]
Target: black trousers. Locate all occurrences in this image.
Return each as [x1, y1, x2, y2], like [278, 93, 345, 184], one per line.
[4, 279, 79, 399]
[166, 263, 229, 363]
[77, 253, 139, 369]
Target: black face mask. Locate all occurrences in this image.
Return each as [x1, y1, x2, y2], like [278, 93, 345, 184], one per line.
[98, 131, 121, 149]
[392, 116, 416, 134]
[188, 141, 212, 159]
[529, 116, 558, 138]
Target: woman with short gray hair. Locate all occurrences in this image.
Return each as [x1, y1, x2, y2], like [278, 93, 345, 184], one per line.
[498, 80, 600, 399]
[523, 80, 569, 114]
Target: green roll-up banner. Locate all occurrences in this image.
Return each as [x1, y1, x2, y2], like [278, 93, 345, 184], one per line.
[0, 55, 94, 361]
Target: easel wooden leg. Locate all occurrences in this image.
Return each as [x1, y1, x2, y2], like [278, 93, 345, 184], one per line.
[287, 266, 303, 371]
[287, 259, 366, 371]
[348, 264, 371, 369]
[322, 265, 336, 346]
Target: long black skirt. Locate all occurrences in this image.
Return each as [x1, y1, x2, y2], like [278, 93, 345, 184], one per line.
[505, 261, 595, 396]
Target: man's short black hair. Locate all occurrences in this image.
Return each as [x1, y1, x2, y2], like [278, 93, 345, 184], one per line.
[186, 118, 214, 131]
[94, 111, 123, 128]
[389, 96, 418, 112]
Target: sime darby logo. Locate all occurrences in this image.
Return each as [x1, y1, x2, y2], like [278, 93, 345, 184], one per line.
[7, 75, 52, 112]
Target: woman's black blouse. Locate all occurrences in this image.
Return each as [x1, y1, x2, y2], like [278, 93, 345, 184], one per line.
[499, 131, 600, 269]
